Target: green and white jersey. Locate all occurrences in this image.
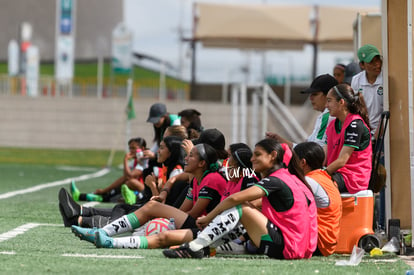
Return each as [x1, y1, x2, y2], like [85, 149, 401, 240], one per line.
[306, 108, 333, 148]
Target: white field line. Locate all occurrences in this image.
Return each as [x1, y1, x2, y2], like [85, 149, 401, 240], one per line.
[0, 168, 110, 200]
[56, 165, 99, 172]
[0, 251, 16, 255]
[62, 253, 144, 259]
[365, 259, 398, 263]
[0, 223, 61, 243]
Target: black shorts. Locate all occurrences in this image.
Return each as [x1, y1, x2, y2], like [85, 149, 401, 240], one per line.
[257, 220, 284, 259]
[181, 215, 200, 239]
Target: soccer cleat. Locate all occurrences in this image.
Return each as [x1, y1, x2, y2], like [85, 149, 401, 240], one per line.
[58, 188, 80, 218]
[70, 180, 80, 201]
[121, 184, 136, 205]
[58, 203, 77, 227]
[215, 241, 246, 255]
[162, 243, 205, 259]
[71, 225, 99, 244]
[95, 230, 114, 248]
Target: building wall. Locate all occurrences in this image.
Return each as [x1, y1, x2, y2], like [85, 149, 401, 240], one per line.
[0, 0, 122, 61]
[0, 96, 234, 150]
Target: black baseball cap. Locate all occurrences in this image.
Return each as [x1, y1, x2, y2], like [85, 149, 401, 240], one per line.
[146, 103, 167, 123]
[301, 74, 338, 95]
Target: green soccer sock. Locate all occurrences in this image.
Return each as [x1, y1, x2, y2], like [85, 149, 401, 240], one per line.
[126, 212, 141, 229]
[85, 193, 103, 202]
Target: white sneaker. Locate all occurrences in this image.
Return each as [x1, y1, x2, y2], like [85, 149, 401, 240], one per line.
[215, 241, 246, 255]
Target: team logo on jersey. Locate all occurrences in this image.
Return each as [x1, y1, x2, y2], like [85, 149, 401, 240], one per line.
[377, 86, 383, 95]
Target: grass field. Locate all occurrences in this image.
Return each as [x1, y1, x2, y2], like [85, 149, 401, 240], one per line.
[0, 147, 411, 274]
[0, 62, 189, 89]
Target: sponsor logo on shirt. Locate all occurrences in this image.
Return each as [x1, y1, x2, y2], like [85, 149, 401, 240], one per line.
[377, 86, 383, 95]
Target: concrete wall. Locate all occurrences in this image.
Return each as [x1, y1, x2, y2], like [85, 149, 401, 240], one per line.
[0, 95, 317, 151]
[0, 96, 235, 150]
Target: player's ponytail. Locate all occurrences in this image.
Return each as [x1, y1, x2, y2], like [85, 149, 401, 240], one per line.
[332, 84, 371, 130]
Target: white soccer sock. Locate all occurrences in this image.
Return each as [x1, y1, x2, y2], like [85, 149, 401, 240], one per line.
[102, 215, 133, 236]
[189, 206, 241, 251]
[113, 236, 144, 249]
[210, 225, 246, 248]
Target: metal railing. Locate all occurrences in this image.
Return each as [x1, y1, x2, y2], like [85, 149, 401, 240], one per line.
[0, 74, 189, 100]
[231, 83, 308, 147]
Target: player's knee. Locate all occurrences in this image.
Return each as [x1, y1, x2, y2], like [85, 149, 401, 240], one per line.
[145, 200, 159, 208]
[141, 200, 160, 214]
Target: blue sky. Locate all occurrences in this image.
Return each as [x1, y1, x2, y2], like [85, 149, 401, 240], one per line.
[124, 0, 381, 83]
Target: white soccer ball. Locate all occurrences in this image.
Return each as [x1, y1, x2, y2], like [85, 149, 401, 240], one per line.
[144, 218, 171, 236]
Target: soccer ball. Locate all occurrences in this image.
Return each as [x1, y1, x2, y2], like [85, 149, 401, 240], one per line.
[144, 218, 172, 236]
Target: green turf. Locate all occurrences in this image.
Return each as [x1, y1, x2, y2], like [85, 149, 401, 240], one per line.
[0, 163, 99, 193]
[0, 147, 125, 167]
[0, 62, 189, 90]
[0, 148, 411, 274]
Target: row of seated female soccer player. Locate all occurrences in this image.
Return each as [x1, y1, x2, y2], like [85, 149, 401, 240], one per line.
[59, 127, 227, 228]
[70, 138, 344, 259]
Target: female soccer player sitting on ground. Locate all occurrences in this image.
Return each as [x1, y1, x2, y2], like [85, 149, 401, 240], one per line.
[71, 143, 227, 245]
[88, 143, 258, 250]
[70, 137, 147, 203]
[162, 138, 318, 259]
[293, 142, 342, 256]
[324, 83, 372, 193]
[124, 126, 188, 205]
[123, 135, 185, 204]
